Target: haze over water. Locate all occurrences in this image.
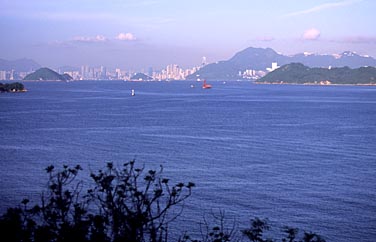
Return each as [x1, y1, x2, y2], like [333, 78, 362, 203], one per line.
[0, 81, 375, 241]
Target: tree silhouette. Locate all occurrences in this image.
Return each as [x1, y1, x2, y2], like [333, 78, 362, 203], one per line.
[0, 161, 194, 242]
[0, 160, 325, 242]
[87, 161, 194, 242]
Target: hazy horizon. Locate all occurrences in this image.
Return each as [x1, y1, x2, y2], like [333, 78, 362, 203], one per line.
[1, 0, 375, 70]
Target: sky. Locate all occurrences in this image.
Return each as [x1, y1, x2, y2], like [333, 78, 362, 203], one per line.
[1, 0, 376, 70]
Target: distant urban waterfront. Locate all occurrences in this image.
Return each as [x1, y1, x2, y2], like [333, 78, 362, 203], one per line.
[2, 47, 376, 83]
[0, 63, 204, 81]
[0, 81, 375, 241]
[0, 61, 266, 82]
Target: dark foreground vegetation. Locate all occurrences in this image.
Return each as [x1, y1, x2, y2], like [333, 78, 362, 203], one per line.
[0, 161, 325, 242]
[0, 82, 26, 92]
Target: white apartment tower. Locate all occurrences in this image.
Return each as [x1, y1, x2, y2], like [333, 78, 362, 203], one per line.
[202, 56, 207, 66]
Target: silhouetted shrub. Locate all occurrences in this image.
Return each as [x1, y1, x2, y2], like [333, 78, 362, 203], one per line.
[0, 160, 325, 242]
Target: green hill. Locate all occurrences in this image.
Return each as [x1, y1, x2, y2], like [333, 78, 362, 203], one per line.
[23, 67, 72, 81]
[130, 72, 152, 81]
[0, 82, 26, 92]
[258, 63, 376, 85]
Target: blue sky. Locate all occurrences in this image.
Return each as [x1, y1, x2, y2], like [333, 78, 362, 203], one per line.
[1, 0, 375, 70]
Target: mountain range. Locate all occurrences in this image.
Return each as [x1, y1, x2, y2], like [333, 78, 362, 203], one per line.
[0, 58, 41, 72]
[187, 47, 376, 80]
[2, 47, 376, 80]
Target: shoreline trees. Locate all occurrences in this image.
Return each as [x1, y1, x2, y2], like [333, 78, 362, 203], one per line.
[0, 82, 26, 92]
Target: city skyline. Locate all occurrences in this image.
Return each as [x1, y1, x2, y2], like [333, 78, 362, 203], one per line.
[1, 0, 376, 70]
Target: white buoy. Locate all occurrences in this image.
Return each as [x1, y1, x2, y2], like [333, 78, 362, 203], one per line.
[131, 89, 135, 96]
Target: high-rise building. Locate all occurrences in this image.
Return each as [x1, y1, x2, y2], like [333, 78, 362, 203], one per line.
[0, 71, 6, 80]
[81, 65, 91, 80]
[266, 62, 279, 72]
[100, 66, 107, 79]
[81, 66, 85, 79]
[9, 70, 14, 80]
[115, 68, 121, 80]
[202, 56, 207, 66]
[148, 67, 153, 77]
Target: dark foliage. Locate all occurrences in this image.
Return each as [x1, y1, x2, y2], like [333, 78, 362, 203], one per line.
[0, 82, 26, 92]
[241, 218, 325, 242]
[0, 161, 194, 242]
[88, 161, 194, 242]
[0, 161, 325, 242]
[180, 209, 239, 242]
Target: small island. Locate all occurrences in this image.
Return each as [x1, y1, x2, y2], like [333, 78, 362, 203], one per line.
[257, 63, 376, 85]
[23, 67, 72, 81]
[0, 82, 27, 93]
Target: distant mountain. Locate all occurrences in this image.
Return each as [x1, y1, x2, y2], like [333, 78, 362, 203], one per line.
[23, 68, 72, 81]
[187, 47, 285, 80]
[0, 58, 41, 72]
[257, 63, 376, 85]
[186, 47, 376, 80]
[58, 66, 80, 72]
[290, 51, 376, 68]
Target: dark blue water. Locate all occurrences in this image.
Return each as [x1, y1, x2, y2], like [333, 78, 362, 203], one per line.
[1, 81, 375, 241]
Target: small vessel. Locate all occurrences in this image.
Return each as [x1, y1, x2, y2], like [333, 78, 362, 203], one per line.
[131, 89, 135, 96]
[202, 80, 212, 89]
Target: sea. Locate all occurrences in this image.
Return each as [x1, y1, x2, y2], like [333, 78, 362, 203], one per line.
[0, 80, 375, 241]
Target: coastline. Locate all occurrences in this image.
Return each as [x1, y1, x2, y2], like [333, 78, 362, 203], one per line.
[21, 79, 67, 82]
[0, 89, 27, 93]
[254, 81, 376, 86]
[9, 79, 376, 87]
[0, 82, 28, 93]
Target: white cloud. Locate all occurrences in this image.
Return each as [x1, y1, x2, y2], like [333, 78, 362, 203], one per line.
[52, 33, 137, 46]
[116, 33, 137, 41]
[302, 28, 321, 40]
[72, 35, 108, 43]
[284, 0, 362, 17]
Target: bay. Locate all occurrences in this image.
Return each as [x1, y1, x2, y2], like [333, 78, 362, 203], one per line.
[0, 80, 375, 241]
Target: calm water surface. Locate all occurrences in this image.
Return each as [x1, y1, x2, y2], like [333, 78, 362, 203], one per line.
[0, 81, 375, 241]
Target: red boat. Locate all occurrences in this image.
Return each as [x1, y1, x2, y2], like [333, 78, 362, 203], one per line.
[202, 80, 212, 89]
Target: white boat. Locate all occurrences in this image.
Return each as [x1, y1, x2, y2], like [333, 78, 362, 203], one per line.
[131, 89, 135, 96]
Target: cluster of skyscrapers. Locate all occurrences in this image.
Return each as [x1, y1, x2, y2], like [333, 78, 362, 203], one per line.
[0, 56, 209, 81]
[0, 57, 279, 81]
[64, 59, 206, 81]
[0, 70, 31, 81]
